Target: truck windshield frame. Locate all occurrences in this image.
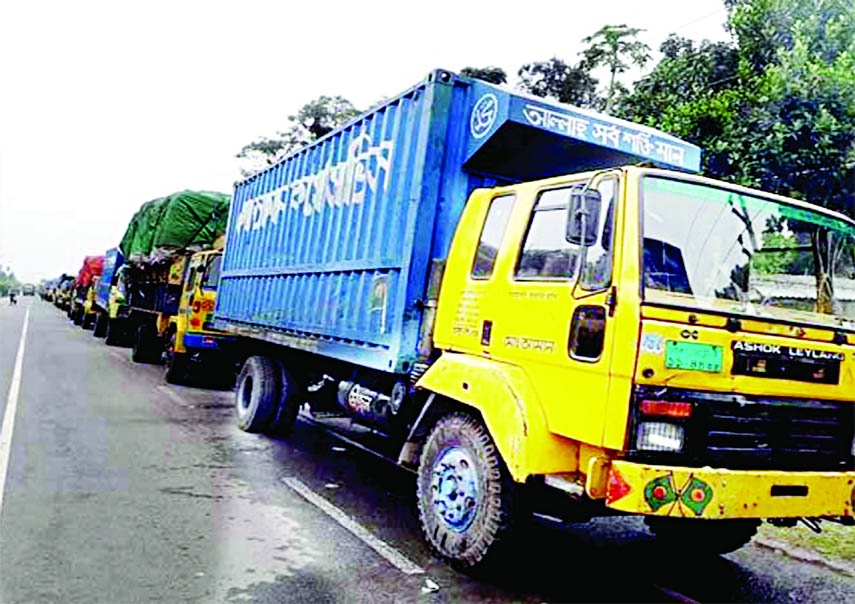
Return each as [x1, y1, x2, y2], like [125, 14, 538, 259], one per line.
[640, 175, 855, 331]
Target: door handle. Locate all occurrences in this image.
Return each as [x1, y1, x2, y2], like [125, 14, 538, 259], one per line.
[481, 320, 493, 346]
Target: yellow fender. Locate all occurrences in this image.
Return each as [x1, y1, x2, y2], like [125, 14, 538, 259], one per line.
[416, 352, 579, 483]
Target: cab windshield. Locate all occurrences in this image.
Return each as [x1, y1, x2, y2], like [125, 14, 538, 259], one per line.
[641, 176, 855, 330]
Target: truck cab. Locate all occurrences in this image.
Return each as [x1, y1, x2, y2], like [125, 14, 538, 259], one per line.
[164, 249, 233, 384]
[420, 165, 855, 556]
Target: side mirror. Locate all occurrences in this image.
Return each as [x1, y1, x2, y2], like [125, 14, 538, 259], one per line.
[566, 186, 602, 246]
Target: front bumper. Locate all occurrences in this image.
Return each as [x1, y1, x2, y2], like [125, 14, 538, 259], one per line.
[182, 332, 234, 351]
[605, 460, 855, 519]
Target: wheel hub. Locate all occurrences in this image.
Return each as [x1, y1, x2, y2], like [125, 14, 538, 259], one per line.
[430, 447, 479, 532]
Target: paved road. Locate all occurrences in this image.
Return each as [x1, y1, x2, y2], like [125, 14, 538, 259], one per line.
[1, 298, 854, 603]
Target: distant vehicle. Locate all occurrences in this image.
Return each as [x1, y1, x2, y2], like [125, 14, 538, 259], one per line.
[22, 284, 35, 296]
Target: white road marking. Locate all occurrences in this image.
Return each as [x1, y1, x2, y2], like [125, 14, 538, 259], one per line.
[282, 476, 425, 576]
[0, 308, 30, 519]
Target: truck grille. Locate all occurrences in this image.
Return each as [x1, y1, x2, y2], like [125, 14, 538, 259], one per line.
[698, 396, 853, 471]
[630, 388, 855, 472]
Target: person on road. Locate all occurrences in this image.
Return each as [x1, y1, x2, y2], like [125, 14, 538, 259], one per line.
[9, 291, 17, 305]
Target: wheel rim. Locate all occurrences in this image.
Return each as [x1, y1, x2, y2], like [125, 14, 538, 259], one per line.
[429, 447, 479, 533]
[237, 375, 253, 418]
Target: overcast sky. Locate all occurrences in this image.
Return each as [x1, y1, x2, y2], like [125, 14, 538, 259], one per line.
[0, 0, 728, 283]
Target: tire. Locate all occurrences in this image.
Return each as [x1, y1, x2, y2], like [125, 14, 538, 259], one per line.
[93, 312, 107, 338]
[72, 308, 83, 325]
[132, 323, 162, 364]
[265, 360, 304, 436]
[416, 412, 517, 572]
[645, 517, 760, 555]
[105, 319, 122, 346]
[81, 313, 94, 330]
[234, 356, 280, 433]
[164, 334, 190, 385]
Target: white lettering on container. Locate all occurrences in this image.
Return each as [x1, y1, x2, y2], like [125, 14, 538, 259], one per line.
[236, 133, 394, 232]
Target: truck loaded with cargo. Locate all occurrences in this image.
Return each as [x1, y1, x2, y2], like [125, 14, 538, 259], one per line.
[212, 70, 855, 570]
[113, 190, 233, 383]
[67, 256, 104, 327]
[90, 247, 124, 340]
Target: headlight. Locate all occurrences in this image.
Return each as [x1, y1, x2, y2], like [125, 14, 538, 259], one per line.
[637, 421, 685, 452]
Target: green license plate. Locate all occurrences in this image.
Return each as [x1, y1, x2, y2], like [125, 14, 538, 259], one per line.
[664, 341, 723, 373]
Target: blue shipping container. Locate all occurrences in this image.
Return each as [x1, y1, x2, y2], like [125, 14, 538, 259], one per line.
[96, 248, 123, 311]
[216, 69, 701, 373]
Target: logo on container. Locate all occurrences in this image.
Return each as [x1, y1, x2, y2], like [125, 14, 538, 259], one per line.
[470, 93, 498, 139]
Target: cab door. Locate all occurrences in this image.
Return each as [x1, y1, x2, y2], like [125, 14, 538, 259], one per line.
[489, 175, 622, 446]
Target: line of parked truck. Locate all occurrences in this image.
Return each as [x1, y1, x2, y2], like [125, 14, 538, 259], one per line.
[44, 70, 855, 572]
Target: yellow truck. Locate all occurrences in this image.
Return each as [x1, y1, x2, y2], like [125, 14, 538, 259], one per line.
[215, 73, 855, 571]
[113, 190, 232, 384]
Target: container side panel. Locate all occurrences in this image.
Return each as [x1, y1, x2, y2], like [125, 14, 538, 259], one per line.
[217, 80, 445, 371]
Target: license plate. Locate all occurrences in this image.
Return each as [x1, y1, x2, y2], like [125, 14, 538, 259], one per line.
[665, 341, 723, 373]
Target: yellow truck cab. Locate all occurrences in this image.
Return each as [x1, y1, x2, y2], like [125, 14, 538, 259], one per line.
[164, 249, 232, 384]
[418, 165, 855, 556]
[80, 278, 99, 329]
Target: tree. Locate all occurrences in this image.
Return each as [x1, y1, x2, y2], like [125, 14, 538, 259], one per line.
[237, 95, 361, 176]
[622, 0, 855, 314]
[517, 57, 600, 108]
[618, 35, 741, 176]
[581, 24, 651, 113]
[460, 66, 508, 85]
[0, 265, 20, 296]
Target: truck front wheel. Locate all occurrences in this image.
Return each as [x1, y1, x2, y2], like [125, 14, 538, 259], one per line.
[235, 356, 280, 433]
[645, 517, 760, 555]
[416, 412, 517, 572]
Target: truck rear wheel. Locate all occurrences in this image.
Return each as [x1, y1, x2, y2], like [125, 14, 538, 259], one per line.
[265, 360, 304, 435]
[72, 307, 83, 325]
[416, 412, 517, 572]
[105, 319, 122, 346]
[235, 356, 280, 433]
[81, 312, 95, 330]
[645, 517, 760, 555]
[93, 312, 107, 338]
[132, 323, 162, 364]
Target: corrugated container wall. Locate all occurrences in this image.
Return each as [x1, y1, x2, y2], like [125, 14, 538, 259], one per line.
[216, 70, 701, 374]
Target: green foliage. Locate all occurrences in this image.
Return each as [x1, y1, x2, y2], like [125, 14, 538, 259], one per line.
[517, 57, 600, 108]
[620, 0, 855, 218]
[237, 95, 361, 176]
[581, 24, 651, 113]
[460, 66, 507, 85]
[0, 266, 21, 296]
[751, 231, 801, 275]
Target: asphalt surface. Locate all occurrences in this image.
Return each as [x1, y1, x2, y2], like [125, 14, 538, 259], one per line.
[0, 297, 854, 603]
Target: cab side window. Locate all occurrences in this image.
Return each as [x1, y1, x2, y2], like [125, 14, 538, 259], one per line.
[516, 187, 578, 280]
[515, 178, 617, 289]
[471, 194, 515, 279]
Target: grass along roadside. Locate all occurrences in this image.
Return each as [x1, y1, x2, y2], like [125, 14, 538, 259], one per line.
[757, 522, 855, 571]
